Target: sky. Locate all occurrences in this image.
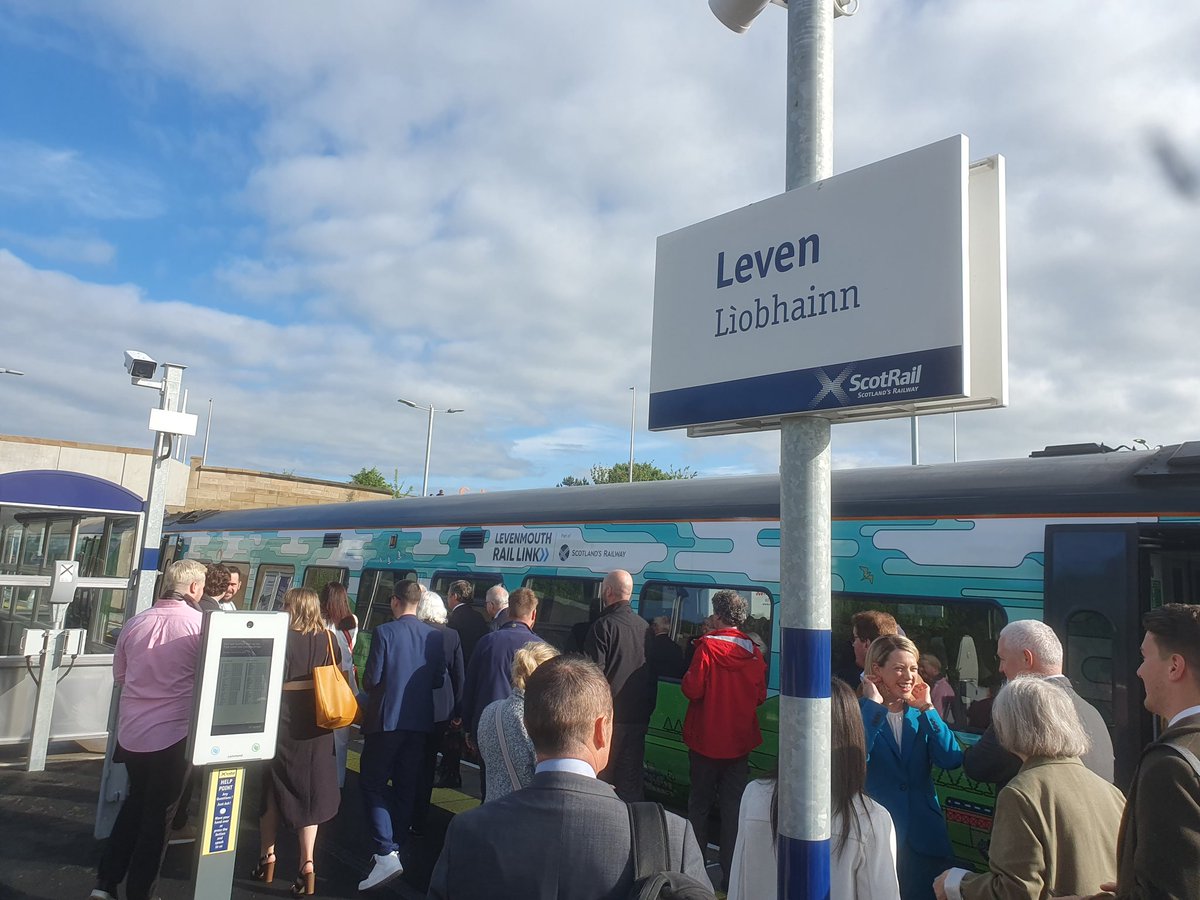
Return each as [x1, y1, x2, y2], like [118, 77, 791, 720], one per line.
[1, 1, 1198, 495]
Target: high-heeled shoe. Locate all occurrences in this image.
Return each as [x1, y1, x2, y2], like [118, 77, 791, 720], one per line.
[252, 852, 276, 884]
[291, 860, 315, 897]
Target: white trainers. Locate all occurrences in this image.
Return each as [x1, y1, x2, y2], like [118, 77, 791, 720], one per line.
[358, 851, 403, 891]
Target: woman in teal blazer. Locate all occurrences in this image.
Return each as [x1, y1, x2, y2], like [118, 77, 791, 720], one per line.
[860, 634, 963, 900]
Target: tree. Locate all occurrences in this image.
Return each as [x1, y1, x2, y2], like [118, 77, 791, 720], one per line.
[585, 460, 698, 484]
[349, 467, 415, 498]
[558, 475, 591, 487]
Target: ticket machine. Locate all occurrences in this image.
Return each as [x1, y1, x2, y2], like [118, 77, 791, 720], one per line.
[187, 610, 289, 900]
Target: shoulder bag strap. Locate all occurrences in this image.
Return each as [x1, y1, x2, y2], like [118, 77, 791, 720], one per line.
[628, 801, 670, 880]
[493, 705, 523, 792]
[324, 629, 336, 667]
[1164, 739, 1200, 780]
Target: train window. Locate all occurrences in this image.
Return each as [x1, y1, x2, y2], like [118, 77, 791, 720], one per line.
[523, 575, 602, 652]
[640, 581, 775, 662]
[251, 564, 295, 611]
[303, 566, 348, 596]
[357, 568, 418, 633]
[430, 572, 503, 606]
[1065, 609, 1115, 727]
[832, 593, 1007, 731]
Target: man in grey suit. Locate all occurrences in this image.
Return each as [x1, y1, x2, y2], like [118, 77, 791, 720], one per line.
[963, 619, 1113, 790]
[428, 655, 710, 899]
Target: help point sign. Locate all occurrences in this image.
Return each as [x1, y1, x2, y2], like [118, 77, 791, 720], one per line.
[649, 135, 1005, 433]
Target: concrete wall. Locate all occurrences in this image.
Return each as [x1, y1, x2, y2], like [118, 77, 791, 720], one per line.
[0, 434, 392, 511]
[0, 434, 190, 506]
[184, 457, 392, 511]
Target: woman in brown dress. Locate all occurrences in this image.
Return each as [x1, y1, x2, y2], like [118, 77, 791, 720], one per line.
[254, 587, 342, 896]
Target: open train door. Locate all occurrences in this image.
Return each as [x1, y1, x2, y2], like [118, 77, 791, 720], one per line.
[1043, 524, 1150, 791]
[1044, 522, 1200, 790]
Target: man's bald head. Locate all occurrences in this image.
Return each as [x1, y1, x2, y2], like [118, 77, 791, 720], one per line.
[601, 569, 633, 608]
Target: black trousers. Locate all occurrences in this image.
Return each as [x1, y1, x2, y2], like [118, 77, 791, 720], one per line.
[412, 721, 448, 829]
[599, 723, 648, 802]
[97, 738, 191, 900]
[686, 750, 749, 890]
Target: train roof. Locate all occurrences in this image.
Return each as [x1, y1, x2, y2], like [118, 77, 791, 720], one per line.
[165, 442, 1200, 534]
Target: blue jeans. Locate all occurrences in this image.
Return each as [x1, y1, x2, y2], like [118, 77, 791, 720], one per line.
[359, 729, 426, 856]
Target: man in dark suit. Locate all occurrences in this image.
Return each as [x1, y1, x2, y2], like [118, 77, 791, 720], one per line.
[196, 563, 231, 615]
[357, 580, 445, 892]
[438, 580, 491, 789]
[461, 588, 540, 753]
[428, 655, 710, 899]
[963, 620, 1113, 790]
[584, 569, 656, 801]
[648, 615, 685, 679]
[446, 580, 490, 663]
[1103, 604, 1200, 899]
[484, 584, 510, 631]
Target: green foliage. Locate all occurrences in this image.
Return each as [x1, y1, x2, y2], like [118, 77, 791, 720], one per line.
[350, 466, 391, 490]
[349, 466, 415, 498]
[558, 475, 591, 487]
[587, 460, 698, 484]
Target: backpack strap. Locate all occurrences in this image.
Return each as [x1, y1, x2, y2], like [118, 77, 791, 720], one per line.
[628, 801, 670, 881]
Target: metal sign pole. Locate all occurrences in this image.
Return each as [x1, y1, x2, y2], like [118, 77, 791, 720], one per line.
[779, 1, 833, 897]
[25, 560, 81, 773]
[191, 765, 246, 900]
[132, 363, 185, 616]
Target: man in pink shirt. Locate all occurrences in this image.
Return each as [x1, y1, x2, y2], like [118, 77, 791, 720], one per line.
[91, 559, 206, 900]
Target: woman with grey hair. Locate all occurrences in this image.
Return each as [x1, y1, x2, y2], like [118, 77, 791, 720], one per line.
[476, 641, 560, 801]
[933, 676, 1124, 900]
[411, 590, 463, 835]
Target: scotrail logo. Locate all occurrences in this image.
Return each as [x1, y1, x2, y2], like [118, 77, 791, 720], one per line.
[811, 364, 923, 407]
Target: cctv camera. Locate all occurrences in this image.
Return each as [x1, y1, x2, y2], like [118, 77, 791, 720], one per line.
[124, 350, 158, 380]
[709, 0, 770, 33]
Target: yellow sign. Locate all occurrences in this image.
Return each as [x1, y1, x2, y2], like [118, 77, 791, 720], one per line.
[200, 767, 244, 856]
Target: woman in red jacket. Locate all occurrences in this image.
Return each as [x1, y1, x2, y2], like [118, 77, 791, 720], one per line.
[681, 590, 767, 891]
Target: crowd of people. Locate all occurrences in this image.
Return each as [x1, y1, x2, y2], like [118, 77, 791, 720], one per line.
[88, 557, 1200, 900]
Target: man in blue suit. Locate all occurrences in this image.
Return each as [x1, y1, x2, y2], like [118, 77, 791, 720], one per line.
[461, 586, 541, 798]
[358, 580, 445, 892]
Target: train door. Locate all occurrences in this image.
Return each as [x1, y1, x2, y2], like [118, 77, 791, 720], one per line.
[1043, 523, 1200, 790]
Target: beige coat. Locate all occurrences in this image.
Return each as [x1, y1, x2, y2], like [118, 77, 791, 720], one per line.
[961, 757, 1124, 900]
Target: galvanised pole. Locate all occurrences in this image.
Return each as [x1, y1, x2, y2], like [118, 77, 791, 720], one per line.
[779, 1, 833, 897]
[133, 363, 185, 615]
[423, 404, 435, 497]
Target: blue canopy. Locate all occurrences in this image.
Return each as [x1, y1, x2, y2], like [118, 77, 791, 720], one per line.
[0, 470, 144, 513]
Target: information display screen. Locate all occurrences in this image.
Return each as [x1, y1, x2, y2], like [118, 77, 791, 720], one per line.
[211, 638, 274, 736]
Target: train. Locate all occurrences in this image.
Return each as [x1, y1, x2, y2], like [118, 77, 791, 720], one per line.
[161, 439, 1200, 867]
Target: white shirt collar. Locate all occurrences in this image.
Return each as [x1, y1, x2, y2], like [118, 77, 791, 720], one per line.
[1169, 704, 1200, 728]
[535, 757, 597, 778]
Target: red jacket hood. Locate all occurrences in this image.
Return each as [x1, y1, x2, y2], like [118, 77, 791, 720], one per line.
[696, 628, 761, 668]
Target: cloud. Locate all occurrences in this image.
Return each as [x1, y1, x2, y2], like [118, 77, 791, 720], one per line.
[1, 0, 1200, 497]
[0, 139, 164, 220]
[0, 229, 116, 265]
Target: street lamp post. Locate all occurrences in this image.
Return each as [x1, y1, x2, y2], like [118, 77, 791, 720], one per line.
[398, 398, 463, 497]
[628, 387, 636, 483]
